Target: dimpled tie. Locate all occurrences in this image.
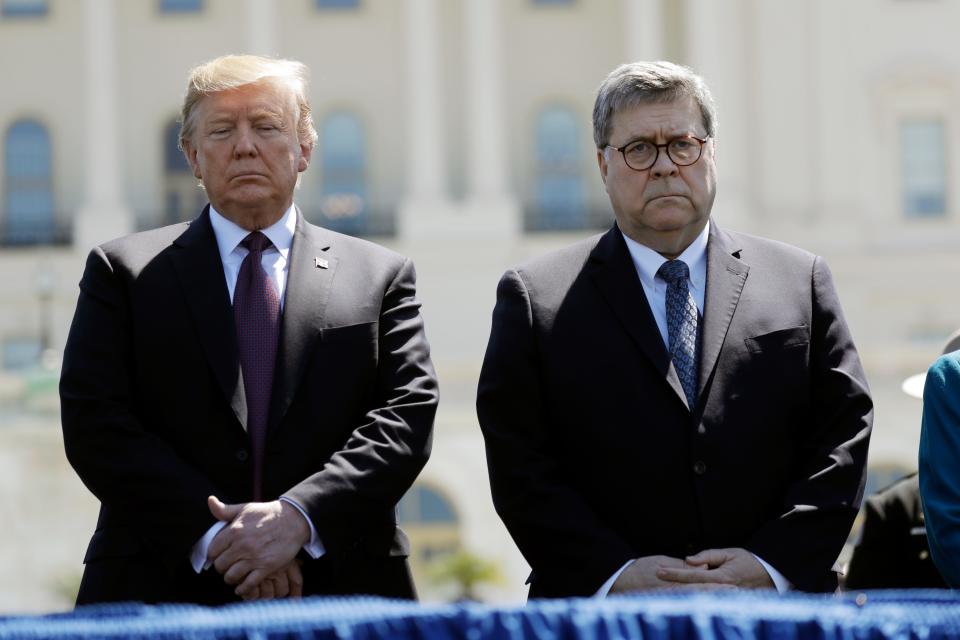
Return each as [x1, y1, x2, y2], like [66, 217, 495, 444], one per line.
[658, 259, 699, 409]
[233, 231, 280, 500]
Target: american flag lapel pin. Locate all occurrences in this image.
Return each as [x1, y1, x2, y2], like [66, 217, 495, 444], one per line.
[314, 257, 329, 269]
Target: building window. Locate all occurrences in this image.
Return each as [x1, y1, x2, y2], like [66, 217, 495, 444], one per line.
[163, 119, 204, 224]
[159, 0, 202, 12]
[1, 0, 47, 17]
[317, 111, 372, 235]
[901, 118, 947, 217]
[4, 119, 55, 245]
[2, 337, 41, 371]
[398, 484, 460, 571]
[529, 106, 586, 231]
[316, 0, 359, 9]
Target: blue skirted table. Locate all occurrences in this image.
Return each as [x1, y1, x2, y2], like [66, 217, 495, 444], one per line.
[1, 590, 959, 639]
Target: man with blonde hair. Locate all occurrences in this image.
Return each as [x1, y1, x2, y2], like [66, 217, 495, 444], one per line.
[61, 55, 438, 604]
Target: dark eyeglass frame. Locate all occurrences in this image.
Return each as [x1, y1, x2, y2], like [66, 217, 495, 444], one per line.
[605, 134, 710, 171]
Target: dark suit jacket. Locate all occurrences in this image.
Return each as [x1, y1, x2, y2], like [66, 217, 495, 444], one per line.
[60, 208, 438, 605]
[845, 473, 946, 589]
[476, 222, 873, 598]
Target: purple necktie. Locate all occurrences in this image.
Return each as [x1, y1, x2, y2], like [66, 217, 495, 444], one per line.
[233, 231, 280, 500]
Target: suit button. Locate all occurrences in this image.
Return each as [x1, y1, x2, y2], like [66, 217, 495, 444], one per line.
[693, 460, 707, 475]
[236, 449, 249, 462]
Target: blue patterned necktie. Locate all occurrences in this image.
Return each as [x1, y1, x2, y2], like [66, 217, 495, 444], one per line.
[234, 231, 280, 500]
[657, 259, 698, 408]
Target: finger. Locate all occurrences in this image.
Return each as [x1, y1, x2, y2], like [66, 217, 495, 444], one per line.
[685, 549, 729, 568]
[223, 560, 252, 586]
[240, 585, 260, 602]
[288, 563, 303, 598]
[672, 582, 737, 592]
[236, 568, 268, 598]
[656, 567, 722, 584]
[270, 571, 290, 599]
[208, 495, 244, 522]
[258, 578, 275, 600]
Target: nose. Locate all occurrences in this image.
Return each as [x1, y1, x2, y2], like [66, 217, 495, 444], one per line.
[233, 124, 258, 158]
[650, 145, 679, 178]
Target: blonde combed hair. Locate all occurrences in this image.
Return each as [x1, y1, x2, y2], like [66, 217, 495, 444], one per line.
[179, 54, 318, 150]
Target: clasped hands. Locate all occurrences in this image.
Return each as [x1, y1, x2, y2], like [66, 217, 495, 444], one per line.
[206, 496, 311, 601]
[609, 547, 775, 594]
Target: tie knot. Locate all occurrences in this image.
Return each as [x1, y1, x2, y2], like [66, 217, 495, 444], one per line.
[241, 231, 272, 253]
[657, 259, 689, 284]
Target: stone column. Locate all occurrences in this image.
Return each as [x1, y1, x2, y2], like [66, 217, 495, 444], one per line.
[684, 0, 751, 228]
[245, 0, 277, 56]
[76, 0, 131, 250]
[461, 0, 517, 234]
[625, 0, 663, 62]
[398, 0, 449, 239]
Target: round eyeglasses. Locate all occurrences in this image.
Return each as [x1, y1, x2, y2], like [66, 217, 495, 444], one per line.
[606, 135, 709, 171]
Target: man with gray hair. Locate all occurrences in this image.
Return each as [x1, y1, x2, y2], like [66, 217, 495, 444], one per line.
[477, 61, 872, 597]
[61, 54, 438, 604]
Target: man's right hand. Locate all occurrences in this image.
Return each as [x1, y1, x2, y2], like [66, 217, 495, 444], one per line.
[239, 559, 304, 601]
[608, 555, 690, 593]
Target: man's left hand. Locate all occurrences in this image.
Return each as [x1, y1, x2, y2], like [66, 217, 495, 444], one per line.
[207, 496, 311, 596]
[655, 547, 776, 589]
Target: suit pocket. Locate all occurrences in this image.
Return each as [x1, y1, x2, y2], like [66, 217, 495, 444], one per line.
[744, 325, 810, 354]
[321, 321, 378, 344]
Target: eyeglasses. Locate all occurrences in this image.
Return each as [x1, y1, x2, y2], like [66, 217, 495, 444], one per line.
[606, 135, 709, 171]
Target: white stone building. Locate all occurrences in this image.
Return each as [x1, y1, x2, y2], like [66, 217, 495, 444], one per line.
[1, 0, 959, 611]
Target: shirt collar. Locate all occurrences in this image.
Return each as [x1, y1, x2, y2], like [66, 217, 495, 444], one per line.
[621, 220, 710, 293]
[208, 203, 297, 261]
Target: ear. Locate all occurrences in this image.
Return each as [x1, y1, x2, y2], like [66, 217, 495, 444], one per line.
[182, 139, 202, 180]
[297, 140, 313, 173]
[596, 148, 609, 187]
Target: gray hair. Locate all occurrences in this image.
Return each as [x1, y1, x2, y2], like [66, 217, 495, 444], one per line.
[178, 54, 318, 150]
[592, 60, 717, 148]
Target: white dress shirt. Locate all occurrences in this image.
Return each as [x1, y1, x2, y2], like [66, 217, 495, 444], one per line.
[189, 204, 325, 573]
[595, 222, 791, 595]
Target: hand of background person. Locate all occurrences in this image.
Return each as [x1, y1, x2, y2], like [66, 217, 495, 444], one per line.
[238, 559, 304, 601]
[206, 496, 310, 598]
[609, 555, 690, 593]
[655, 547, 775, 589]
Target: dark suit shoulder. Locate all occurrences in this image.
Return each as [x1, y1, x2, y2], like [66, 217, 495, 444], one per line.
[96, 222, 193, 271]
[866, 472, 922, 521]
[306, 223, 410, 272]
[511, 232, 604, 286]
[720, 228, 818, 268]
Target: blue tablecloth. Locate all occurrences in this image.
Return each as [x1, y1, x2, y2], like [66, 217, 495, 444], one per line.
[2, 590, 959, 639]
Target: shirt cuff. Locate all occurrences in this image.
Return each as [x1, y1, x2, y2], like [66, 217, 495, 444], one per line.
[596, 560, 634, 597]
[190, 520, 227, 573]
[751, 553, 791, 592]
[279, 495, 325, 559]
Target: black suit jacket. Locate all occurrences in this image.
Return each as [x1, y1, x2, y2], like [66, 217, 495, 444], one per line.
[477, 222, 872, 597]
[60, 208, 438, 605]
[845, 473, 947, 589]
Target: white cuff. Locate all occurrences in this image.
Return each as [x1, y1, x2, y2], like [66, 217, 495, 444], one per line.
[279, 496, 325, 558]
[751, 553, 792, 592]
[190, 521, 227, 573]
[596, 560, 634, 597]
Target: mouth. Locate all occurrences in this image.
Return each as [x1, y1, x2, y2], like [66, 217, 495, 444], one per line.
[230, 172, 266, 181]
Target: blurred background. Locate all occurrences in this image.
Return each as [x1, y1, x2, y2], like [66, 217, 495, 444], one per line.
[1, 0, 959, 612]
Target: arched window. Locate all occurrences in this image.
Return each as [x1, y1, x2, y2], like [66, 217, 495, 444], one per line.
[318, 111, 369, 235]
[532, 106, 586, 230]
[4, 119, 54, 245]
[163, 118, 204, 224]
[397, 484, 460, 569]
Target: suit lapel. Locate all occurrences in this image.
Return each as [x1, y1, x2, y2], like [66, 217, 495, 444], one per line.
[698, 222, 749, 401]
[588, 226, 689, 409]
[268, 212, 338, 430]
[169, 207, 248, 430]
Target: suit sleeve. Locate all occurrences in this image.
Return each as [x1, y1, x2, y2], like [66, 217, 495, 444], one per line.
[919, 353, 960, 588]
[476, 269, 637, 596]
[744, 256, 873, 591]
[283, 257, 438, 553]
[60, 248, 220, 556]
[843, 494, 895, 589]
